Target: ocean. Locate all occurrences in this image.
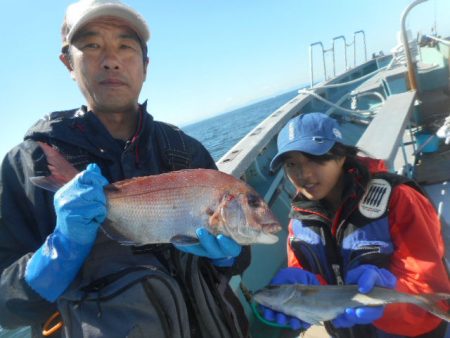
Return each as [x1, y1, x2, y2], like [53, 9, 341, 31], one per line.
[182, 87, 364, 161]
[182, 89, 299, 161]
[0, 89, 299, 338]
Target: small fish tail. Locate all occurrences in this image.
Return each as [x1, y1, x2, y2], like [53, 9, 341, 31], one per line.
[30, 142, 80, 192]
[416, 293, 450, 323]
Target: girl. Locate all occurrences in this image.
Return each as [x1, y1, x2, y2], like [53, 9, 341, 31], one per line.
[261, 112, 449, 337]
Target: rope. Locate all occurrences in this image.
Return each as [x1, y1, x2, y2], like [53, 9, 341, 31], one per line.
[351, 91, 386, 103]
[298, 89, 375, 117]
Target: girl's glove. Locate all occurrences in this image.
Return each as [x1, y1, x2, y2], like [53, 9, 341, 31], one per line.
[332, 264, 397, 327]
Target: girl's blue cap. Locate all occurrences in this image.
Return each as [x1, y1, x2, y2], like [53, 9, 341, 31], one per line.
[270, 112, 342, 171]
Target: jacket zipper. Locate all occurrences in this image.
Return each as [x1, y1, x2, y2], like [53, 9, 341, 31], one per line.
[292, 239, 327, 279]
[345, 250, 382, 274]
[331, 264, 344, 285]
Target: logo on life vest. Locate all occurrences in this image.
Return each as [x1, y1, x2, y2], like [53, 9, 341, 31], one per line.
[359, 179, 391, 218]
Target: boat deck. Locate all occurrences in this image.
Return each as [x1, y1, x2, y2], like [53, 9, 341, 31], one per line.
[413, 89, 450, 184]
[414, 148, 450, 184]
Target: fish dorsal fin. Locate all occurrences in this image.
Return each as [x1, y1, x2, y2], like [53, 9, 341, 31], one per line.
[30, 176, 65, 192]
[30, 142, 80, 192]
[38, 142, 79, 183]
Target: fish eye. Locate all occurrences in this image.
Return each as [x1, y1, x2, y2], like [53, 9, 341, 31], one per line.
[247, 193, 261, 208]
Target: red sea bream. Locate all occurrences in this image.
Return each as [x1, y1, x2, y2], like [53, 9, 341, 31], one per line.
[31, 142, 282, 246]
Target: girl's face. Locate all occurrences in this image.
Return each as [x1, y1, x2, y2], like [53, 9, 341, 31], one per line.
[283, 151, 346, 203]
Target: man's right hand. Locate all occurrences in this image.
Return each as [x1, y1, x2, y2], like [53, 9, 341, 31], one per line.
[25, 164, 108, 302]
[260, 267, 320, 330]
[54, 163, 109, 244]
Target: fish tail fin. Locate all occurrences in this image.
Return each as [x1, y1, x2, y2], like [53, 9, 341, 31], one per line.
[30, 142, 80, 192]
[417, 292, 450, 322]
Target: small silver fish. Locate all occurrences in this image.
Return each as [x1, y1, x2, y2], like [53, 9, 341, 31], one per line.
[253, 284, 450, 324]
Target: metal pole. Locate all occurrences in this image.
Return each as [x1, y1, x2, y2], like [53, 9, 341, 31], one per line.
[332, 43, 336, 77]
[400, 0, 429, 90]
[353, 30, 367, 66]
[309, 42, 325, 87]
[333, 35, 348, 74]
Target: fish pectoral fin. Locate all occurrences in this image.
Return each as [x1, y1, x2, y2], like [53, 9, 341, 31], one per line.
[205, 207, 214, 216]
[170, 235, 200, 246]
[101, 220, 139, 246]
[208, 208, 222, 228]
[104, 184, 120, 192]
[207, 193, 235, 230]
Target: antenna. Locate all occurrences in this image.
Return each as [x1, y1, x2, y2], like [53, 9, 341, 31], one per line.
[433, 0, 437, 35]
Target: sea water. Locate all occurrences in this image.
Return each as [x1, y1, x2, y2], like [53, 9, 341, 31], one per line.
[183, 90, 299, 161]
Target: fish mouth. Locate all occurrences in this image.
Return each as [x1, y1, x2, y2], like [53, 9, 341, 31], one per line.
[262, 222, 282, 234]
[253, 288, 279, 308]
[253, 222, 281, 244]
[255, 232, 279, 244]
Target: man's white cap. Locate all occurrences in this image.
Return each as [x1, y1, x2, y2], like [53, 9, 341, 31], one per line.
[62, 0, 150, 45]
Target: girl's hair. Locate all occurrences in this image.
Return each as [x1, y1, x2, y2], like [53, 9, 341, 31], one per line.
[302, 142, 371, 182]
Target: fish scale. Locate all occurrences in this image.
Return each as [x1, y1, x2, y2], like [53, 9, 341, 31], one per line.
[106, 183, 217, 243]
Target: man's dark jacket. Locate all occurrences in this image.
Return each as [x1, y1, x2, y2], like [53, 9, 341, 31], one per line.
[0, 104, 250, 337]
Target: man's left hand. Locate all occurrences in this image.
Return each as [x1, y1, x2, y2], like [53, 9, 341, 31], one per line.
[173, 227, 241, 267]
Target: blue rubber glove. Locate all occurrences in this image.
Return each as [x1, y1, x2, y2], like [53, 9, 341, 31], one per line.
[261, 267, 320, 330]
[173, 227, 241, 267]
[332, 264, 397, 328]
[25, 164, 109, 301]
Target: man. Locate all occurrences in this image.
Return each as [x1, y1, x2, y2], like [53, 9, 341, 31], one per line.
[0, 1, 249, 337]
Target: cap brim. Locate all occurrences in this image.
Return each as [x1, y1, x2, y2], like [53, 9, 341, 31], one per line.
[269, 138, 335, 171]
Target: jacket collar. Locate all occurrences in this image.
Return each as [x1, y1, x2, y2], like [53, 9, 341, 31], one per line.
[24, 102, 153, 161]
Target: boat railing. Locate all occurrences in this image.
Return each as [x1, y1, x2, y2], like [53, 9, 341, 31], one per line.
[309, 41, 326, 87]
[309, 30, 367, 87]
[353, 30, 368, 67]
[332, 36, 348, 76]
[424, 34, 450, 46]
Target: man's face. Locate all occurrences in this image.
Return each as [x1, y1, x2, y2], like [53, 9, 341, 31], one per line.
[62, 17, 148, 114]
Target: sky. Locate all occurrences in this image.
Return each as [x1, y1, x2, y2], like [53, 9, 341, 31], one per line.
[1, 0, 450, 160]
